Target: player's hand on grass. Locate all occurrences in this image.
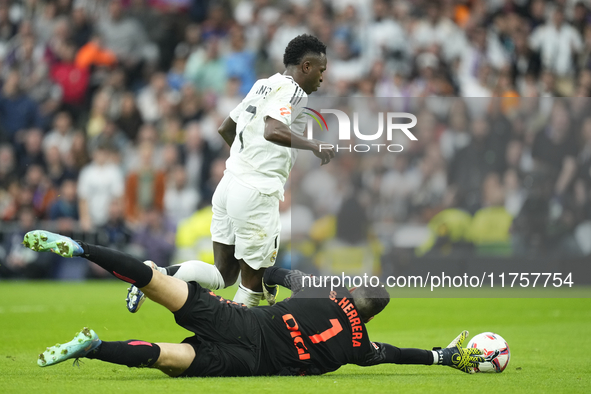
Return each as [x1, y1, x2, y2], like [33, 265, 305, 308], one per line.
[312, 141, 335, 165]
[435, 330, 485, 374]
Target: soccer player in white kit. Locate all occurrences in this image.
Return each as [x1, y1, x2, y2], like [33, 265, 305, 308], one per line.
[126, 34, 335, 309]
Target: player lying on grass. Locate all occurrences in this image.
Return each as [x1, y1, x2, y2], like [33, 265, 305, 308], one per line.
[23, 230, 485, 376]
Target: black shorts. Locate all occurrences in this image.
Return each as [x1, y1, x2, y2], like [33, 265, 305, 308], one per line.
[174, 281, 262, 377]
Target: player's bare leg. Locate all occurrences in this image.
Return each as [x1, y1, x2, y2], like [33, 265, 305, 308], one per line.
[126, 243, 234, 313]
[213, 241, 241, 287]
[212, 241, 264, 307]
[37, 327, 196, 376]
[153, 343, 196, 377]
[238, 260, 264, 292]
[140, 270, 189, 312]
[232, 260, 265, 307]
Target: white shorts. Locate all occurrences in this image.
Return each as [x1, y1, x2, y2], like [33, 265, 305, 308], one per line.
[210, 172, 281, 270]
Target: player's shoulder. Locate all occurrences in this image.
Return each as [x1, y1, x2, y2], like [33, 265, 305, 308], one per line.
[266, 74, 306, 96]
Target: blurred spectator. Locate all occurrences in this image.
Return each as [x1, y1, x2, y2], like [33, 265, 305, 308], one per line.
[411, 0, 463, 61]
[0, 70, 42, 143]
[44, 144, 75, 187]
[178, 83, 204, 123]
[578, 24, 591, 72]
[572, 2, 589, 37]
[127, 0, 173, 69]
[131, 206, 176, 267]
[115, 91, 143, 141]
[509, 32, 541, 92]
[44, 16, 73, 65]
[199, 3, 232, 41]
[71, 2, 93, 49]
[23, 163, 57, 218]
[184, 37, 227, 95]
[460, 25, 508, 79]
[159, 115, 183, 145]
[97, 0, 158, 83]
[167, 55, 188, 91]
[0, 3, 17, 55]
[529, 7, 583, 95]
[526, 0, 547, 30]
[48, 178, 79, 220]
[408, 145, 447, 220]
[180, 121, 216, 195]
[86, 89, 110, 138]
[466, 172, 513, 255]
[215, 77, 242, 124]
[64, 130, 90, 174]
[16, 128, 45, 177]
[174, 22, 201, 61]
[224, 26, 256, 95]
[0, 207, 53, 279]
[0, 143, 15, 189]
[364, 0, 410, 75]
[96, 198, 133, 248]
[101, 67, 127, 118]
[33, 0, 58, 46]
[136, 71, 174, 123]
[88, 117, 129, 155]
[5, 34, 60, 108]
[504, 167, 527, 217]
[43, 111, 75, 158]
[124, 141, 166, 225]
[49, 40, 90, 109]
[199, 155, 226, 206]
[329, 35, 365, 84]
[77, 143, 124, 230]
[449, 117, 502, 213]
[164, 164, 199, 225]
[439, 104, 471, 162]
[531, 101, 577, 198]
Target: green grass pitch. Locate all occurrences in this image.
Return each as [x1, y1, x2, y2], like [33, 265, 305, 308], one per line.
[0, 281, 590, 394]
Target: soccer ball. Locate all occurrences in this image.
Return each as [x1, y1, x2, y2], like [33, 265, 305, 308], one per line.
[467, 332, 511, 373]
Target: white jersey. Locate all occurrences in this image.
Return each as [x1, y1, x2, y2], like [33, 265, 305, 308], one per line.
[226, 73, 308, 200]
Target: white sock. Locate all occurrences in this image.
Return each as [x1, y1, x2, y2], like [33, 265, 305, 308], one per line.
[432, 350, 440, 364]
[233, 284, 263, 308]
[171, 260, 226, 290]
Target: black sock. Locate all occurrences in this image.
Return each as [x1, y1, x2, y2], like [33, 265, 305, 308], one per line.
[165, 265, 181, 276]
[87, 340, 161, 368]
[77, 242, 153, 287]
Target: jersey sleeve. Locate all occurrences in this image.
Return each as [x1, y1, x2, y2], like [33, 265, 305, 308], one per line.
[358, 342, 434, 366]
[229, 99, 246, 123]
[264, 267, 328, 296]
[262, 83, 305, 127]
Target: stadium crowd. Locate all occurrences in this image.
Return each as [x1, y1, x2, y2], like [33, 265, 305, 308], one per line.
[1, 0, 591, 280]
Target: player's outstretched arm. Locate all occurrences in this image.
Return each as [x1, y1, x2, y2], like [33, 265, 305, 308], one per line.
[264, 117, 335, 165]
[362, 331, 484, 374]
[218, 116, 237, 147]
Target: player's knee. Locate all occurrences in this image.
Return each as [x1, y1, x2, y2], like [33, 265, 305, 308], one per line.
[154, 343, 195, 377]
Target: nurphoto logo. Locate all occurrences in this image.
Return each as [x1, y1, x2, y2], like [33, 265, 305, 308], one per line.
[304, 108, 418, 153]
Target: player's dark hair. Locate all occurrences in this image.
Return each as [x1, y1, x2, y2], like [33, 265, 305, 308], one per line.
[352, 286, 390, 322]
[283, 34, 326, 67]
